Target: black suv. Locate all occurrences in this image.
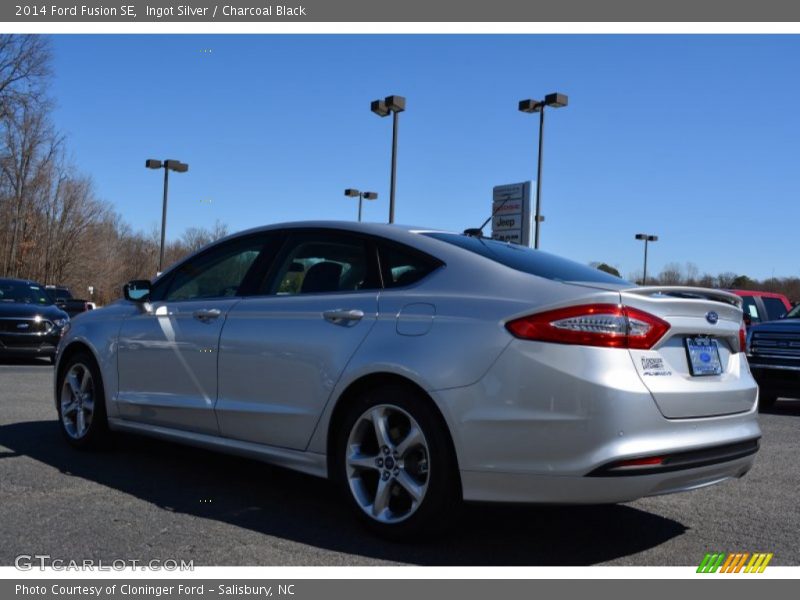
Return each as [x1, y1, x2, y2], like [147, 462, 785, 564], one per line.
[747, 302, 800, 408]
[0, 278, 70, 364]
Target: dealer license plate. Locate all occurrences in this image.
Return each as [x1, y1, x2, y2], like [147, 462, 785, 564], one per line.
[685, 336, 723, 376]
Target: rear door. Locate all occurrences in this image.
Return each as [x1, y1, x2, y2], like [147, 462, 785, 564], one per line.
[622, 287, 756, 418]
[216, 230, 380, 450]
[762, 296, 790, 321]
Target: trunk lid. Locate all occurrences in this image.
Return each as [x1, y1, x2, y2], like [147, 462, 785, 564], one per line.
[621, 286, 756, 418]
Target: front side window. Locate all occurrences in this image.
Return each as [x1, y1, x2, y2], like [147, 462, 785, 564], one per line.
[269, 233, 378, 295]
[741, 296, 762, 323]
[162, 238, 265, 302]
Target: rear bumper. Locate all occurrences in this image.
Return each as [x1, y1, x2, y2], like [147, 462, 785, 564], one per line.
[461, 451, 757, 504]
[434, 339, 760, 504]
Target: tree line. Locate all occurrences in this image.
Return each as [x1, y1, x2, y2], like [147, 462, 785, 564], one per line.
[0, 35, 228, 305]
[594, 261, 800, 303]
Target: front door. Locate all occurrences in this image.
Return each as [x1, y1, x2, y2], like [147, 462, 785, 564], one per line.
[116, 235, 267, 434]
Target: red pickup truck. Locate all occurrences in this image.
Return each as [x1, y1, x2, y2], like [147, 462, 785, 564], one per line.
[729, 290, 793, 326]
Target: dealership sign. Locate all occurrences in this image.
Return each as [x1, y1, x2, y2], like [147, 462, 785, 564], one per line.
[490, 181, 532, 246]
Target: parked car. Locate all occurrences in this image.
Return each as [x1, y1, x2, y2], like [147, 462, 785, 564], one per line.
[45, 285, 93, 318]
[0, 278, 70, 364]
[729, 289, 792, 326]
[747, 302, 800, 408]
[54, 222, 760, 538]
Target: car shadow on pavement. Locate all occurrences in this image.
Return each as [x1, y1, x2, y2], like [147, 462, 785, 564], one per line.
[0, 357, 52, 367]
[0, 420, 687, 566]
[762, 399, 800, 417]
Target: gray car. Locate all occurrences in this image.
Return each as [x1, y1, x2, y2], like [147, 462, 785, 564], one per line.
[54, 221, 760, 538]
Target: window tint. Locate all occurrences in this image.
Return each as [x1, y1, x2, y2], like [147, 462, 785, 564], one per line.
[163, 238, 264, 302]
[379, 244, 440, 288]
[763, 297, 788, 321]
[269, 234, 378, 295]
[741, 296, 762, 323]
[422, 233, 630, 285]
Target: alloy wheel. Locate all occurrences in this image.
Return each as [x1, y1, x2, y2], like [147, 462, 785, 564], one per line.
[345, 404, 430, 523]
[60, 363, 95, 439]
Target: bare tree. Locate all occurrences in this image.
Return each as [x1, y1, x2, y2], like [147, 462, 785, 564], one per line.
[658, 262, 684, 285]
[0, 35, 51, 120]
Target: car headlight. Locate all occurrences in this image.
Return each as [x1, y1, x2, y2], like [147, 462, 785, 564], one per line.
[53, 318, 70, 337]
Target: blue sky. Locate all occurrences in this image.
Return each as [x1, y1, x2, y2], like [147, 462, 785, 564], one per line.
[49, 35, 799, 280]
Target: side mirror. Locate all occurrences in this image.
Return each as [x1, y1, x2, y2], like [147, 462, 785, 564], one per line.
[124, 280, 152, 302]
[743, 313, 752, 327]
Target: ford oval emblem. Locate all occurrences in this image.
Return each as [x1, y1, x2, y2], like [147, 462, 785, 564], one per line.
[706, 311, 719, 325]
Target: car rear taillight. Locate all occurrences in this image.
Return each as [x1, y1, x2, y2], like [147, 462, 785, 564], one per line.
[738, 322, 747, 353]
[506, 303, 670, 350]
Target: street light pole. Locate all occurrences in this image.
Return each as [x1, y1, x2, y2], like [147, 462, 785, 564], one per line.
[344, 189, 378, 222]
[146, 158, 189, 274]
[519, 93, 568, 249]
[160, 166, 170, 274]
[635, 233, 658, 285]
[534, 106, 545, 251]
[389, 109, 400, 225]
[371, 95, 406, 224]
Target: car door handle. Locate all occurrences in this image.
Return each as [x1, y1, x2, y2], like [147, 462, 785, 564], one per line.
[322, 309, 364, 325]
[193, 308, 222, 323]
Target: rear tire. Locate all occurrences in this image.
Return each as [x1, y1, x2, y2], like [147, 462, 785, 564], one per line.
[56, 351, 110, 449]
[335, 384, 460, 540]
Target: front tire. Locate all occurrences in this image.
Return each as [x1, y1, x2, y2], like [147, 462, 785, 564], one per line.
[56, 352, 109, 449]
[335, 384, 459, 539]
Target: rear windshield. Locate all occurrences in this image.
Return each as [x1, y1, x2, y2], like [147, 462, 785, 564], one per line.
[422, 233, 630, 285]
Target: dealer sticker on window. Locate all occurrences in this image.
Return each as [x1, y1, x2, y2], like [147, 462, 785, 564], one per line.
[685, 336, 723, 376]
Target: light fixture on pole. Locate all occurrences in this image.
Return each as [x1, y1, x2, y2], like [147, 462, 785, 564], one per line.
[344, 188, 378, 222]
[635, 233, 658, 285]
[370, 94, 405, 224]
[518, 92, 568, 249]
[145, 158, 189, 273]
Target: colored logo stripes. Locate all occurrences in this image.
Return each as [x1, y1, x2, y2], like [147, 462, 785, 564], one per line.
[697, 552, 773, 573]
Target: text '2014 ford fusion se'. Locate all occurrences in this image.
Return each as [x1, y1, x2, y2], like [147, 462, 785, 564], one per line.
[54, 222, 760, 538]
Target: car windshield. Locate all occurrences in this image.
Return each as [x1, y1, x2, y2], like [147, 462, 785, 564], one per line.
[784, 304, 800, 319]
[422, 233, 631, 285]
[0, 282, 54, 305]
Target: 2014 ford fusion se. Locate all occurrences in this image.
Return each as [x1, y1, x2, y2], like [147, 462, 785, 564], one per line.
[54, 222, 760, 538]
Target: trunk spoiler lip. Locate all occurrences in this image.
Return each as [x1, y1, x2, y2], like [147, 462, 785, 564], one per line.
[621, 286, 743, 309]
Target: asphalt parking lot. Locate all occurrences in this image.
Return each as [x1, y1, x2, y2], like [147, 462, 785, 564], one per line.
[1, 358, 798, 566]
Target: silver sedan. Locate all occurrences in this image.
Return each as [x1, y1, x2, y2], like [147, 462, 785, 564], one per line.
[54, 221, 760, 538]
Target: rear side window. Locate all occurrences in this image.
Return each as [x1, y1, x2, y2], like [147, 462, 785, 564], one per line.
[422, 233, 630, 285]
[378, 244, 441, 288]
[763, 297, 788, 321]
